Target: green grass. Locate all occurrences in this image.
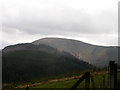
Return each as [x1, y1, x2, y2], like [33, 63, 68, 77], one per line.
[30, 72, 120, 88]
[3, 71, 119, 89]
[32, 79, 77, 88]
[30, 72, 111, 88]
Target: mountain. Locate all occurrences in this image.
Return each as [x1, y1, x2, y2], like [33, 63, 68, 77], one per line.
[2, 43, 92, 83]
[32, 38, 119, 67]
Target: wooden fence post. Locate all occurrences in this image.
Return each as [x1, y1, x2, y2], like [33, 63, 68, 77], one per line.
[108, 61, 117, 88]
[114, 64, 117, 88]
[85, 72, 90, 89]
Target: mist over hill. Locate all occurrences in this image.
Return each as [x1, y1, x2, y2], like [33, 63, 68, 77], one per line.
[32, 38, 119, 67]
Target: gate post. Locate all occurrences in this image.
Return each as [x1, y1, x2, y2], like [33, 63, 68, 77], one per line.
[108, 61, 117, 88]
[85, 72, 90, 88]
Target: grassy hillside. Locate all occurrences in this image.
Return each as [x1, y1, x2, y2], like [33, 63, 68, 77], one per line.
[2, 44, 92, 84]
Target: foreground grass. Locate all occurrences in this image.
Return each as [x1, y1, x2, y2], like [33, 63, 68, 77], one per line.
[5, 70, 120, 89]
[32, 79, 78, 88]
[31, 72, 111, 88]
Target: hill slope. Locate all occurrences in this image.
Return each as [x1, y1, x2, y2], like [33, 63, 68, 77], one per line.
[2, 43, 92, 83]
[32, 38, 119, 67]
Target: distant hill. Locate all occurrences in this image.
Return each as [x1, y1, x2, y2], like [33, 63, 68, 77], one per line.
[32, 38, 119, 67]
[2, 43, 92, 83]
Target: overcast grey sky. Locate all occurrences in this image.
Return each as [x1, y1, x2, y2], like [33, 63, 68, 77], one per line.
[0, 0, 119, 49]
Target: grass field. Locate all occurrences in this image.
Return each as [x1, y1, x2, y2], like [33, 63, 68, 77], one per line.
[3, 70, 120, 89]
[29, 71, 120, 88]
